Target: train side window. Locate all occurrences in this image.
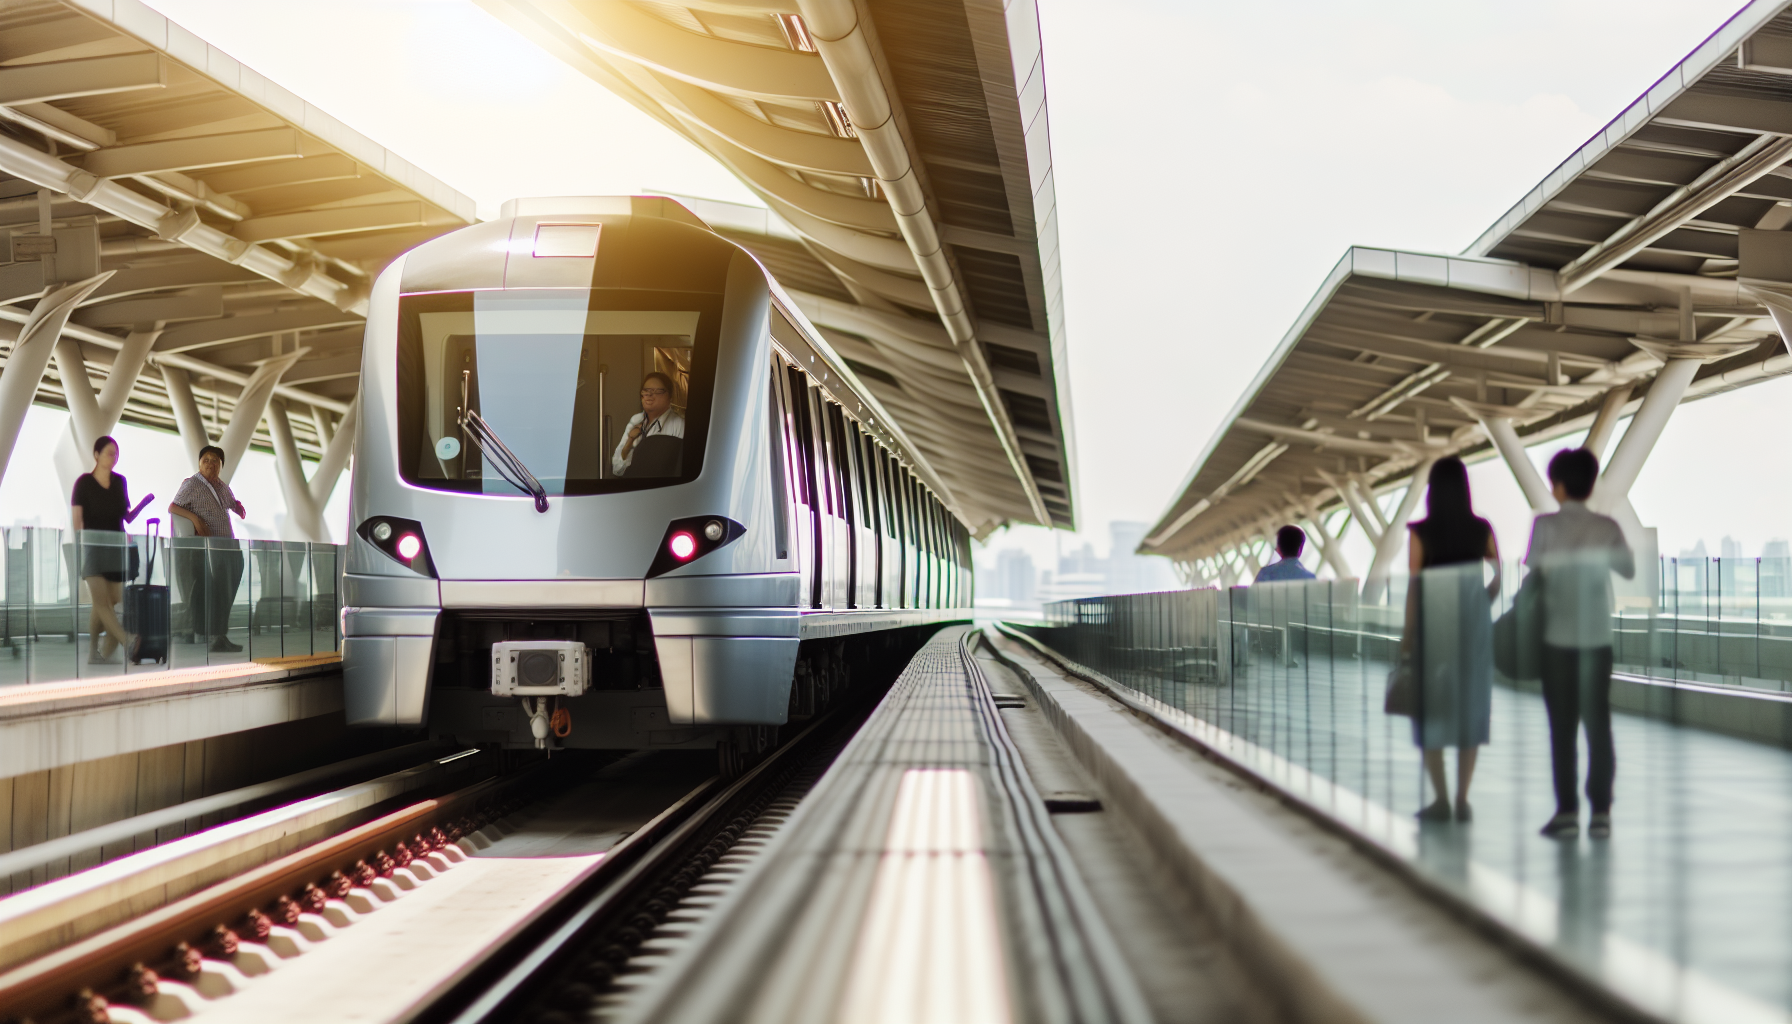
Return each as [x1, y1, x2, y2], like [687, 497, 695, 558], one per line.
[824, 402, 853, 524]
[810, 388, 835, 516]
[785, 367, 817, 508]
[849, 422, 874, 532]
[882, 453, 898, 542]
[766, 357, 791, 560]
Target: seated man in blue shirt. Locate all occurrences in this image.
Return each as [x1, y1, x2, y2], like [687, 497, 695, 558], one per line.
[1254, 525, 1317, 582]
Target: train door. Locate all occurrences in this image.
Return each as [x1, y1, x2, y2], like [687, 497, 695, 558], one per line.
[843, 420, 874, 610]
[861, 431, 885, 609]
[820, 402, 853, 608]
[785, 365, 824, 609]
[768, 358, 804, 595]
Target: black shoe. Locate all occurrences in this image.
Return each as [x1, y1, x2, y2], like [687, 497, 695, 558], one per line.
[1455, 801, 1473, 823]
[210, 636, 243, 653]
[1540, 812, 1579, 838]
[1415, 799, 1453, 822]
[1588, 813, 1611, 839]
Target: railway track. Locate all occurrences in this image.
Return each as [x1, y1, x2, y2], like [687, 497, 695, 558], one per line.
[0, 703, 871, 1024]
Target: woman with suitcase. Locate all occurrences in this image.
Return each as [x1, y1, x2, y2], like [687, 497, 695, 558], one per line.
[71, 435, 141, 664]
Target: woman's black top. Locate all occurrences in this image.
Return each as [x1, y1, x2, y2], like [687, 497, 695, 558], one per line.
[72, 472, 130, 533]
[1409, 515, 1492, 568]
[73, 472, 132, 581]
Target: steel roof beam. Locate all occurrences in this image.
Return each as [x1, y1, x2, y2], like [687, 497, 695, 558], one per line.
[799, 0, 1053, 528]
[656, 75, 871, 176]
[153, 308, 361, 354]
[576, 0, 840, 102]
[74, 287, 223, 328]
[0, 53, 166, 106]
[82, 127, 312, 179]
[234, 201, 428, 244]
[1560, 133, 1792, 294]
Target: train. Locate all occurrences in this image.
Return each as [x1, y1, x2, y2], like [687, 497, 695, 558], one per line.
[341, 196, 973, 772]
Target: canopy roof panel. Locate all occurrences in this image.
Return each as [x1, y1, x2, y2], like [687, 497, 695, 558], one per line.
[1146, 0, 1792, 564]
[477, 0, 1075, 535]
[0, 0, 476, 458]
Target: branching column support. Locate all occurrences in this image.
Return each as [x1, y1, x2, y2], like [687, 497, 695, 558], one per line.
[1319, 470, 1382, 549]
[160, 364, 211, 463]
[1362, 457, 1437, 605]
[1584, 385, 1633, 464]
[0, 273, 111, 487]
[215, 350, 305, 484]
[1297, 496, 1353, 581]
[54, 329, 158, 455]
[267, 392, 360, 543]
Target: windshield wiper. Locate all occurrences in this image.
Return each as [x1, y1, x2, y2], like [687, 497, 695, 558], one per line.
[459, 404, 550, 513]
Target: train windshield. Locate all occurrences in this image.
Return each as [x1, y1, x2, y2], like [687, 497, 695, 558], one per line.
[396, 288, 723, 496]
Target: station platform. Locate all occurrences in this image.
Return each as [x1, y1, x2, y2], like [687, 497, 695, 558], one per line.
[1004, 617, 1792, 1024]
[0, 655, 378, 888]
[601, 624, 1604, 1024]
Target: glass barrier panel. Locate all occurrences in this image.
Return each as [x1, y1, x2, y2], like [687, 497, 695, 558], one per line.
[312, 543, 340, 654]
[0, 528, 25, 688]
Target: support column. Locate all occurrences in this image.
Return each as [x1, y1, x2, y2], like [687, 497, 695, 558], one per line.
[1594, 356, 1702, 510]
[1240, 535, 1264, 576]
[267, 392, 358, 543]
[1319, 470, 1381, 548]
[310, 404, 335, 449]
[215, 350, 305, 484]
[308, 393, 357, 514]
[1584, 385, 1633, 464]
[0, 273, 112, 487]
[50, 332, 160, 508]
[52, 338, 104, 455]
[267, 400, 324, 541]
[1455, 399, 1556, 512]
[160, 364, 211, 463]
[1362, 458, 1436, 605]
[1297, 497, 1353, 580]
[1352, 473, 1390, 534]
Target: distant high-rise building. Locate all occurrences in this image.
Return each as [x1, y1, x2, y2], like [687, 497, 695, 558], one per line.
[1106, 520, 1175, 595]
[1722, 536, 1743, 560]
[1764, 539, 1791, 599]
[993, 549, 1037, 605]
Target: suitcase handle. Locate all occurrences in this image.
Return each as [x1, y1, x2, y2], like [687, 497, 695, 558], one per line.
[142, 518, 160, 580]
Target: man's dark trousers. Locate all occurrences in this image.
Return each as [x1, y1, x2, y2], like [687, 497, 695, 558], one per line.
[1540, 644, 1615, 814]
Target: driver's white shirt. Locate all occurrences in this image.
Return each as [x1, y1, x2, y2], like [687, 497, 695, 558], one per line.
[611, 408, 685, 475]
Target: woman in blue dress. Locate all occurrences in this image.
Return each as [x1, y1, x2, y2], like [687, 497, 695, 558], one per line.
[1404, 457, 1502, 822]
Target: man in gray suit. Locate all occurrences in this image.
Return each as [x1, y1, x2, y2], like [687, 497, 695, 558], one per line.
[1526, 448, 1634, 840]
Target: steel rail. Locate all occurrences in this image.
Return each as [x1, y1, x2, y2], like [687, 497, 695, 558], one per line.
[0, 753, 516, 1022]
[426, 710, 853, 1024]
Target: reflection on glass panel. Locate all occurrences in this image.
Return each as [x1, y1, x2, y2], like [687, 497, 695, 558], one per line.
[0, 529, 341, 686]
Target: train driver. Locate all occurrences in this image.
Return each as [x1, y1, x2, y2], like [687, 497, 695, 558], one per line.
[612, 371, 686, 477]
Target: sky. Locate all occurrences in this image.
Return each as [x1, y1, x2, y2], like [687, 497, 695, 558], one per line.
[14, 0, 1785, 573]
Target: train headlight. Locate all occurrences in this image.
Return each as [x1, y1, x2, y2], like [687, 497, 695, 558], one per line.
[646, 516, 745, 578]
[357, 517, 437, 577]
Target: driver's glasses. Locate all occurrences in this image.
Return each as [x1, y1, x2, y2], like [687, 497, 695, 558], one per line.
[641, 388, 669, 397]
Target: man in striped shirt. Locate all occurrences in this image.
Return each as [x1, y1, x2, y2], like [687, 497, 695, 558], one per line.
[168, 445, 248, 652]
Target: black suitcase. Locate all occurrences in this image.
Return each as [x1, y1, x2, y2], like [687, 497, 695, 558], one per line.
[123, 518, 169, 664]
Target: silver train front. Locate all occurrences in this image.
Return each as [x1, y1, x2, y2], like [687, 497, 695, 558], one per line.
[341, 196, 968, 753]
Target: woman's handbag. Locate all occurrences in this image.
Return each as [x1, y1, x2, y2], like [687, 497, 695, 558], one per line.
[1493, 571, 1543, 681]
[1384, 654, 1415, 716]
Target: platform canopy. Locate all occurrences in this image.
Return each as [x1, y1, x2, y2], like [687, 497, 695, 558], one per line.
[1144, 0, 1792, 573]
[479, 0, 1075, 536]
[0, 0, 474, 466]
